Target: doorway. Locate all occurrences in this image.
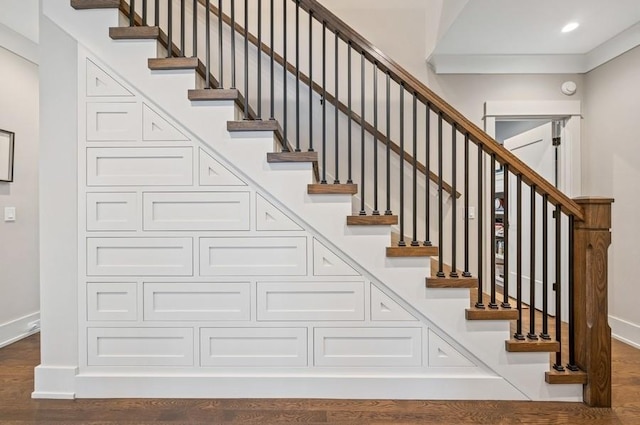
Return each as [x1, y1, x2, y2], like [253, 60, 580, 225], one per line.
[483, 101, 582, 321]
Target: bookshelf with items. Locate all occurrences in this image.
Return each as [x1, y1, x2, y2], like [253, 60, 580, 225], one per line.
[495, 170, 505, 286]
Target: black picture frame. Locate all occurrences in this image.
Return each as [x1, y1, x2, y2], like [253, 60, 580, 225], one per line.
[0, 129, 15, 182]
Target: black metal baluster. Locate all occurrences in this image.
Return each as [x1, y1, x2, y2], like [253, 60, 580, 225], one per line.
[321, 20, 327, 184]
[384, 71, 391, 215]
[180, 0, 185, 55]
[424, 105, 432, 247]
[514, 175, 525, 340]
[294, 0, 299, 147]
[257, 0, 262, 116]
[450, 125, 459, 276]
[372, 65, 379, 214]
[192, 0, 197, 57]
[307, 11, 313, 151]
[129, 0, 135, 26]
[230, 0, 236, 88]
[398, 84, 405, 245]
[475, 144, 484, 309]
[167, 0, 173, 58]
[359, 51, 366, 214]
[410, 93, 418, 244]
[540, 194, 551, 340]
[489, 154, 497, 308]
[142, 0, 147, 26]
[553, 205, 566, 371]
[205, 0, 210, 87]
[283, 0, 288, 142]
[462, 132, 470, 275]
[567, 214, 579, 371]
[334, 32, 340, 183]
[501, 164, 511, 308]
[269, 0, 274, 117]
[218, 0, 223, 88]
[436, 113, 445, 277]
[347, 43, 353, 183]
[243, 0, 249, 119]
[154, 0, 159, 26]
[528, 186, 539, 340]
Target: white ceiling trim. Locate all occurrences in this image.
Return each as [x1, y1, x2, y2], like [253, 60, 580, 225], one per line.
[429, 22, 640, 75]
[0, 22, 38, 65]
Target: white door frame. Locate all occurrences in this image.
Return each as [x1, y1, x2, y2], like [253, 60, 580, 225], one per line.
[483, 100, 582, 197]
[481, 101, 582, 305]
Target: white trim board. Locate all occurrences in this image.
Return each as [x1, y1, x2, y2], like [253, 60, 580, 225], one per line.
[0, 312, 40, 349]
[0, 22, 38, 65]
[610, 315, 640, 350]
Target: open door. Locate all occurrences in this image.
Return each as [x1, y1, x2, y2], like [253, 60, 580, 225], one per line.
[504, 122, 558, 315]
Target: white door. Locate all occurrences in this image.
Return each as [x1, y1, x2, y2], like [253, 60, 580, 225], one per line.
[504, 122, 557, 315]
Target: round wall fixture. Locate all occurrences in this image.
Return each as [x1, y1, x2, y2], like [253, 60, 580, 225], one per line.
[561, 81, 577, 96]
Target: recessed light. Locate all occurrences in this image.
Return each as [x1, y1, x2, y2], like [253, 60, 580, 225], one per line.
[562, 22, 579, 33]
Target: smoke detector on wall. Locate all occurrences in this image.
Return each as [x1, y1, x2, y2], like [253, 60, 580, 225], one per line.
[561, 81, 577, 96]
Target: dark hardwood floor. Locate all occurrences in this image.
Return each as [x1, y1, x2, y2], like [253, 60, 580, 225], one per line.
[1, 334, 639, 424]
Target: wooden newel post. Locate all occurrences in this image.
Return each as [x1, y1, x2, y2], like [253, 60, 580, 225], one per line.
[572, 197, 614, 407]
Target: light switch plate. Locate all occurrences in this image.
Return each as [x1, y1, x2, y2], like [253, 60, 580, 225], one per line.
[4, 207, 16, 222]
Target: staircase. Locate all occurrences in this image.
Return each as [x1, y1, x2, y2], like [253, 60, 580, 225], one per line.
[36, 0, 612, 406]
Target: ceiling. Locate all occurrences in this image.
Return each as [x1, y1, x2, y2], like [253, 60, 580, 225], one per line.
[429, 0, 640, 74]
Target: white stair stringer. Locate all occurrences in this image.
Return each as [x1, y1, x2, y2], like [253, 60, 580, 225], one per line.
[40, 0, 583, 402]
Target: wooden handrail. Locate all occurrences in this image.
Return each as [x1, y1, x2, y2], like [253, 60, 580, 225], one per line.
[196, 0, 460, 199]
[296, 0, 583, 220]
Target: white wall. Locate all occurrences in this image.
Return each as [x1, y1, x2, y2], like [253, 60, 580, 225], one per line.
[584, 45, 640, 348]
[0, 0, 39, 64]
[0, 45, 40, 347]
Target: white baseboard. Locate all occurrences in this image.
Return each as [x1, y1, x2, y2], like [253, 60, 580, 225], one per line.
[0, 312, 40, 349]
[32, 365, 78, 399]
[610, 315, 640, 349]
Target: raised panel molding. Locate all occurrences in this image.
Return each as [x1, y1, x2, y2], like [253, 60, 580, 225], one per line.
[87, 282, 137, 321]
[199, 149, 246, 186]
[313, 238, 359, 276]
[257, 282, 365, 321]
[86, 192, 139, 231]
[86, 102, 139, 141]
[256, 194, 302, 231]
[87, 237, 193, 276]
[314, 328, 422, 367]
[370, 285, 417, 321]
[86, 59, 133, 97]
[142, 103, 189, 141]
[87, 147, 193, 186]
[143, 192, 250, 231]
[428, 330, 475, 368]
[88, 328, 194, 366]
[200, 328, 308, 367]
[199, 237, 307, 276]
[143, 282, 251, 321]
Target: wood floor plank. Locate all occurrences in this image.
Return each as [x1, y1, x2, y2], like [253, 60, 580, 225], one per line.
[0, 334, 639, 424]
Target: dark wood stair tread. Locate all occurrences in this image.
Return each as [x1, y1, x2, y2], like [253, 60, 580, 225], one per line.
[386, 245, 439, 257]
[227, 120, 280, 132]
[267, 152, 319, 163]
[109, 26, 160, 40]
[148, 57, 199, 70]
[545, 369, 588, 384]
[72, 0, 120, 9]
[505, 339, 559, 353]
[347, 215, 398, 225]
[188, 89, 239, 101]
[465, 307, 519, 321]
[426, 276, 478, 288]
[307, 184, 358, 195]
